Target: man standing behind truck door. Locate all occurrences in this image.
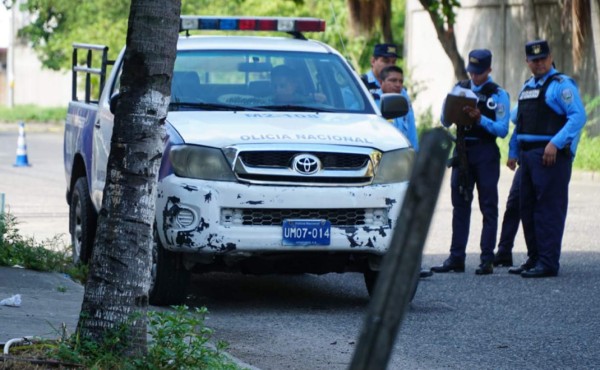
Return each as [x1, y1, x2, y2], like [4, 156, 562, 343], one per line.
[361, 43, 399, 95]
[373, 64, 431, 278]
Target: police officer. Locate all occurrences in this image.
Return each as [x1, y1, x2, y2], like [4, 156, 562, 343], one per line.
[509, 40, 586, 278]
[360, 43, 399, 95]
[431, 49, 510, 275]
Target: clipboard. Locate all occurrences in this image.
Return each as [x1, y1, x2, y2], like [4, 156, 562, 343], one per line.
[444, 94, 477, 126]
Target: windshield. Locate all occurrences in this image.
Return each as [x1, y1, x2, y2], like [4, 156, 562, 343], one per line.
[170, 50, 372, 113]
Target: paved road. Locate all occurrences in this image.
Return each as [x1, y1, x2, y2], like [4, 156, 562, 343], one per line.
[1, 125, 599, 369]
[0, 123, 69, 247]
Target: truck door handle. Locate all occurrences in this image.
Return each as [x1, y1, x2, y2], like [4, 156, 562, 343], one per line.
[94, 120, 101, 128]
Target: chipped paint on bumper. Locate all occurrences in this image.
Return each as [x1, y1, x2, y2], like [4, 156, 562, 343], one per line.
[156, 174, 408, 256]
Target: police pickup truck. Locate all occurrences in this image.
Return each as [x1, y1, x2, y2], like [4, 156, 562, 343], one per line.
[64, 16, 415, 305]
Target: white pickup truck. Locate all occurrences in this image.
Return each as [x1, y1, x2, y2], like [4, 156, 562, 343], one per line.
[64, 16, 415, 305]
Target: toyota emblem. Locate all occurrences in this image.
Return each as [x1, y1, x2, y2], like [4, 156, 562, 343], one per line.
[292, 154, 321, 175]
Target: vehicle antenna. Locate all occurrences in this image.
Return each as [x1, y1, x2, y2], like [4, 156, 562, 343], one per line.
[329, 1, 348, 57]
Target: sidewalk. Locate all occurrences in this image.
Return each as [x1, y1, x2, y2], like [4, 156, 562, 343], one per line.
[0, 266, 260, 369]
[0, 266, 83, 344]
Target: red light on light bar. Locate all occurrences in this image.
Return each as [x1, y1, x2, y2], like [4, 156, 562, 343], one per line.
[295, 19, 326, 32]
[257, 19, 277, 31]
[239, 19, 256, 30]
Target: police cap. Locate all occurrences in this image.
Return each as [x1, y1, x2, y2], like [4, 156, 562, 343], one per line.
[525, 40, 551, 61]
[466, 49, 492, 74]
[373, 44, 399, 58]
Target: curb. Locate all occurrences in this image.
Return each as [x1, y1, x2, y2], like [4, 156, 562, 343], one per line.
[0, 122, 63, 133]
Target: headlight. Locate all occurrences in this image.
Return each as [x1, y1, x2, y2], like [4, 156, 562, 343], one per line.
[169, 145, 236, 181]
[372, 148, 415, 184]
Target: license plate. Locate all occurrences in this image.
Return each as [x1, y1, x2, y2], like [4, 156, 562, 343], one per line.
[282, 219, 331, 246]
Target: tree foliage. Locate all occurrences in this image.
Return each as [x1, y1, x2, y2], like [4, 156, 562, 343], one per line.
[6, 0, 407, 74]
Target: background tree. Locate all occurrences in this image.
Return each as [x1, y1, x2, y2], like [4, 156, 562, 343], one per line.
[7, 0, 407, 76]
[417, 0, 467, 81]
[76, 0, 180, 356]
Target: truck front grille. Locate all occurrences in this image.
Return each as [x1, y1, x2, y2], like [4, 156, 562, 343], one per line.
[221, 208, 389, 227]
[240, 151, 368, 169]
[229, 145, 381, 186]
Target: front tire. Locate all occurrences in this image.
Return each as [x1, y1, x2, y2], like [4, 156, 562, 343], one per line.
[69, 177, 97, 264]
[149, 231, 190, 306]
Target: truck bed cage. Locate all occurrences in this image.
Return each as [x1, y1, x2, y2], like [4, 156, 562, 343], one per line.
[71, 43, 115, 104]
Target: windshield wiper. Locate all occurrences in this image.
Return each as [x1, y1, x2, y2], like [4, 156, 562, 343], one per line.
[169, 102, 266, 112]
[256, 104, 333, 113]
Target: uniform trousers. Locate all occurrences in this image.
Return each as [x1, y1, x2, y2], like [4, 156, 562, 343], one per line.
[496, 167, 521, 255]
[449, 141, 500, 264]
[519, 146, 572, 273]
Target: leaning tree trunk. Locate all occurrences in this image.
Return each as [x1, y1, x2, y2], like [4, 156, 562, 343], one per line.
[418, 0, 468, 81]
[77, 0, 181, 357]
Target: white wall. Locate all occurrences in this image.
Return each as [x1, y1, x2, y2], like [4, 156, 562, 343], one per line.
[0, 6, 9, 48]
[0, 4, 71, 107]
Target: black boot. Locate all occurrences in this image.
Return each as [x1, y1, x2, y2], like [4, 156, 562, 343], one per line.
[493, 252, 513, 267]
[475, 261, 493, 275]
[430, 258, 465, 273]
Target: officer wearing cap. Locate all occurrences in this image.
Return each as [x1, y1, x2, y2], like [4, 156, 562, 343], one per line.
[360, 43, 399, 95]
[431, 49, 510, 275]
[509, 40, 586, 278]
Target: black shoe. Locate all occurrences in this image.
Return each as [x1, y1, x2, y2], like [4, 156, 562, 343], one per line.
[430, 258, 465, 273]
[521, 266, 558, 278]
[508, 259, 536, 275]
[475, 261, 493, 275]
[419, 269, 433, 278]
[493, 252, 513, 267]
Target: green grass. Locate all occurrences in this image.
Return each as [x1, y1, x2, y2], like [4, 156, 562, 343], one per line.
[0, 105, 67, 123]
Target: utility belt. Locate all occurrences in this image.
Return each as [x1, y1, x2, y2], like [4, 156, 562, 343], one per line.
[520, 141, 571, 154]
[464, 137, 496, 147]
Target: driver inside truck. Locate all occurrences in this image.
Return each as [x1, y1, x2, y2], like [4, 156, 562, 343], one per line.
[270, 65, 326, 104]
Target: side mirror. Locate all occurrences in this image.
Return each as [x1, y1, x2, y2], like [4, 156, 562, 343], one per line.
[109, 92, 120, 115]
[380, 93, 409, 120]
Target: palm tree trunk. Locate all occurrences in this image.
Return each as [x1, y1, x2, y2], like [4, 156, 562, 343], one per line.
[77, 0, 181, 357]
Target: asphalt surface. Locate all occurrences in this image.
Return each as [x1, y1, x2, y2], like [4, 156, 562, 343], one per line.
[1, 124, 600, 369]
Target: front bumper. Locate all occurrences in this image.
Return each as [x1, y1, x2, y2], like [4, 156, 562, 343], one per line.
[155, 175, 408, 257]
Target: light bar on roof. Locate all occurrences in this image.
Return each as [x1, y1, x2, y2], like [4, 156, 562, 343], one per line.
[179, 16, 326, 33]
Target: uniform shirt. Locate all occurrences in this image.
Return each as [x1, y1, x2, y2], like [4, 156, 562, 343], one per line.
[362, 70, 381, 90]
[515, 67, 586, 156]
[508, 107, 519, 160]
[441, 76, 510, 140]
[375, 87, 419, 151]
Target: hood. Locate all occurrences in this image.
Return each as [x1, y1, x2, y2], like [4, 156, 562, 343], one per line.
[166, 111, 410, 152]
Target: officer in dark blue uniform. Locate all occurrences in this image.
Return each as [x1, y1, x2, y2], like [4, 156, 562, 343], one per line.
[431, 49, 510, 275]
[509, 40, 586, 278]
[360, 43, 399, 95]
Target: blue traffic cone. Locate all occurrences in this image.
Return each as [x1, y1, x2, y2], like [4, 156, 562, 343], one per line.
[14, 122, 31, 167]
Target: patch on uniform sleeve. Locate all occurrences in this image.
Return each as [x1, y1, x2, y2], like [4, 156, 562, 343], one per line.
[561, 88, 574, 104]
[496, 103, 506, 118]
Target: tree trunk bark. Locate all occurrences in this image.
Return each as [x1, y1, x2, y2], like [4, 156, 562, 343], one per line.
[418, 0, 468, 81]
[77, 0, 181, 357]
